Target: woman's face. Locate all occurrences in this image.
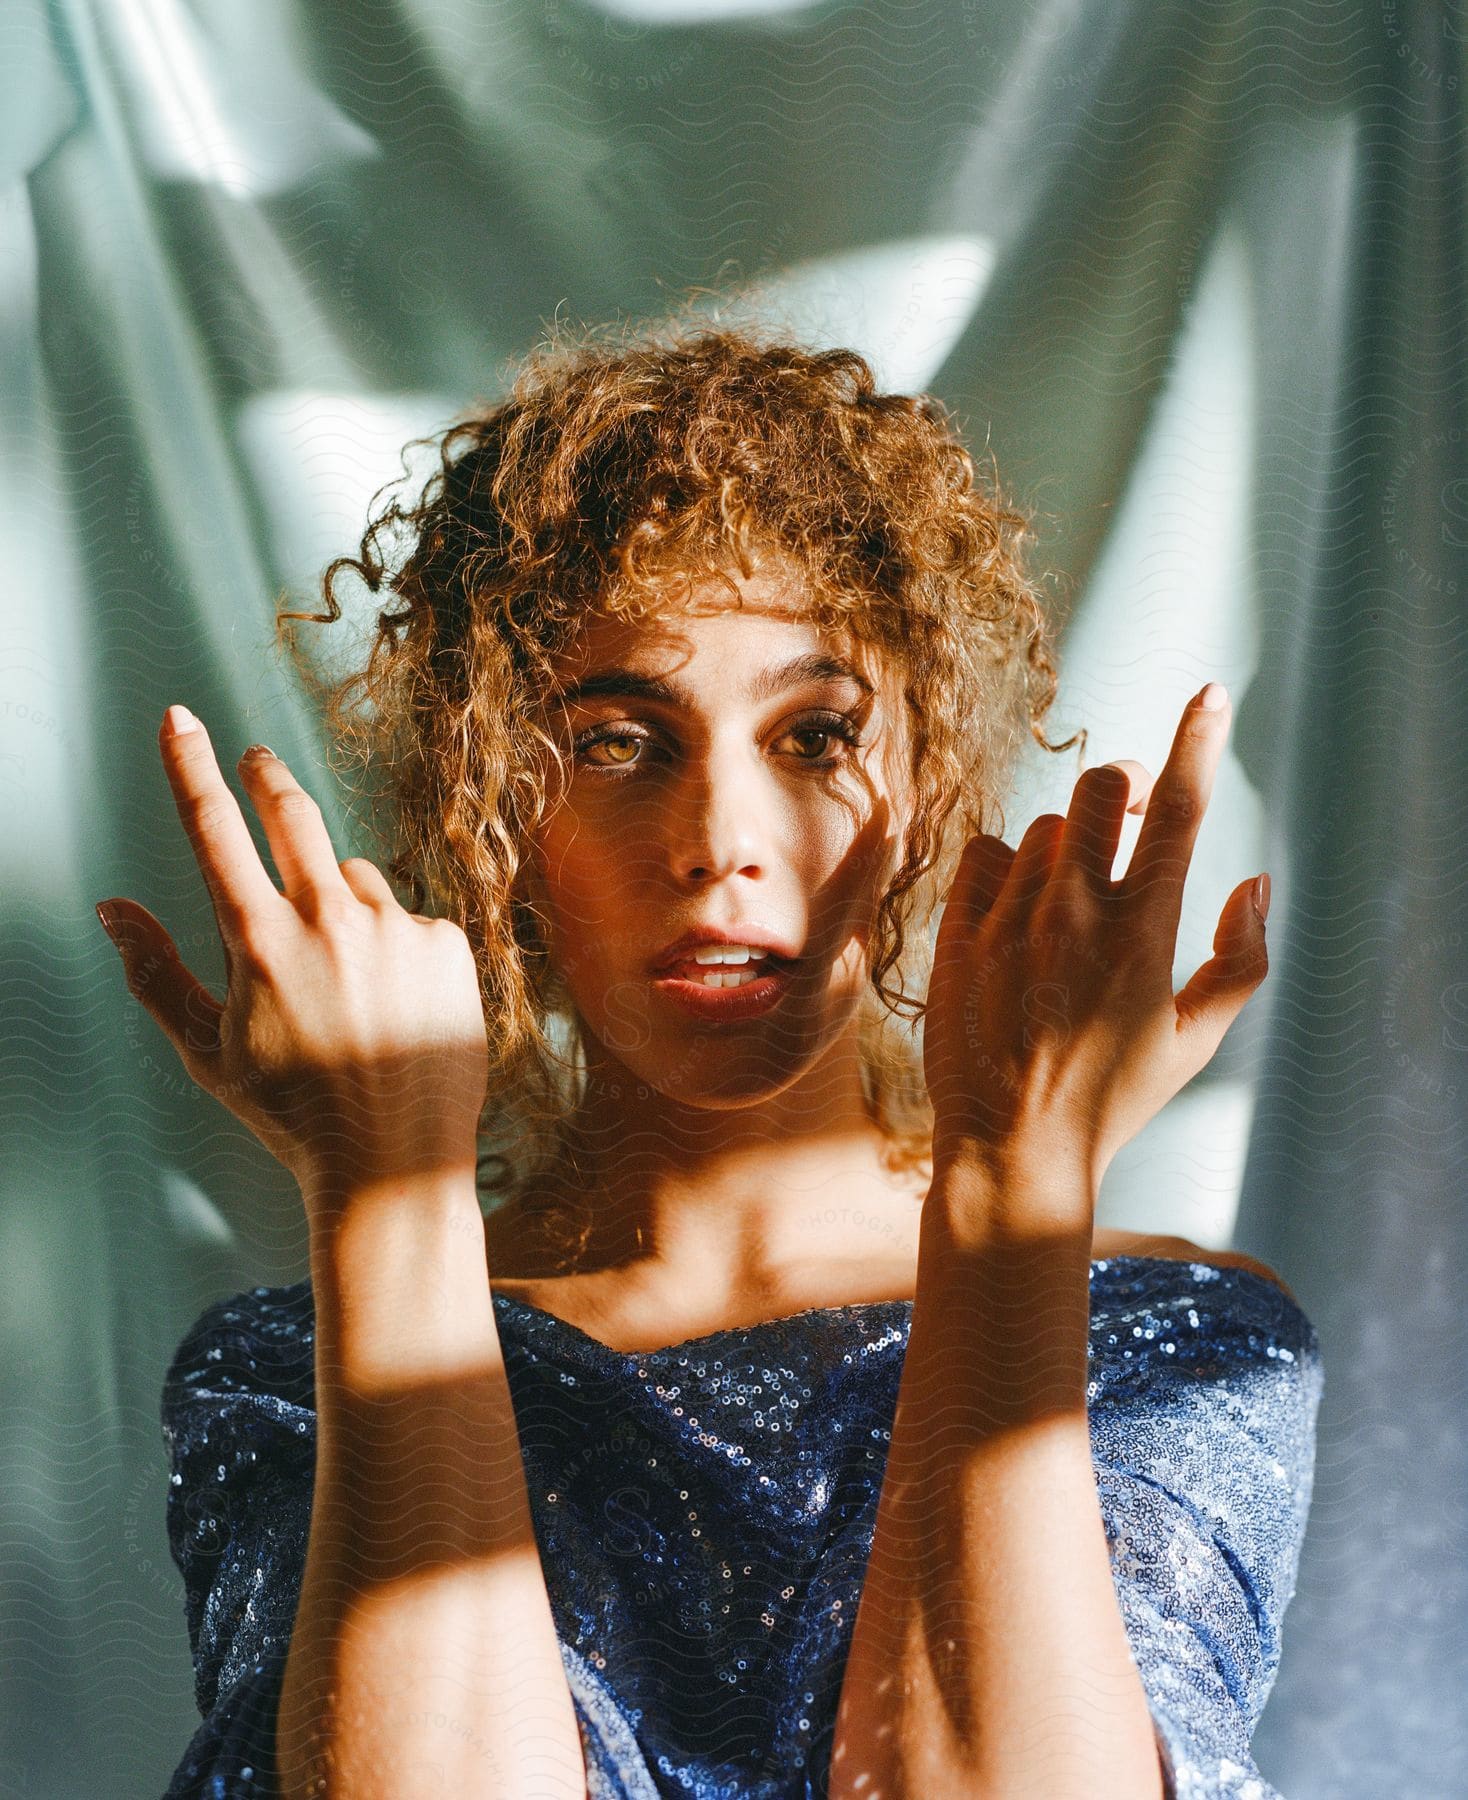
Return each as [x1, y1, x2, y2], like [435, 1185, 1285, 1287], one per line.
[526, 564, 914, 1108]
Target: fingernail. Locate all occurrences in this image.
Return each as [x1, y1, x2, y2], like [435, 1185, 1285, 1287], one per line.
[1197, 682, 1228, 711]
[1252, 872, 1271, 921]
[164, 704, 200, 737]
[240, 743, 277, 763]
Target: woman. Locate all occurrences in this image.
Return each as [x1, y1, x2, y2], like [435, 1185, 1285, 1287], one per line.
[98, 325, 1321, 1799]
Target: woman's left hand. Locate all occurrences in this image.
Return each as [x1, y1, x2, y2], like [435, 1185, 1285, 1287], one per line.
[922, 682, 1270, 1200]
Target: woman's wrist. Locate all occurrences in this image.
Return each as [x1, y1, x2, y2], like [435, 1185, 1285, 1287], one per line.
[923, 1133, 1099, 1253]
[304, 1162, 492, 1378]
[299, 1144, 482, 1225]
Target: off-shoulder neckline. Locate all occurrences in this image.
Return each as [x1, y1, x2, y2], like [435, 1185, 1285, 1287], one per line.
[488, 1254, 1303, 1365]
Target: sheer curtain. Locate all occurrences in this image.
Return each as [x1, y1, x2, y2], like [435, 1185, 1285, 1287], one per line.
[4, 2, 1462, 1793]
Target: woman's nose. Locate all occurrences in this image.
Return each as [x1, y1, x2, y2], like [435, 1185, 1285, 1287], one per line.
[664, 765, 769, 884]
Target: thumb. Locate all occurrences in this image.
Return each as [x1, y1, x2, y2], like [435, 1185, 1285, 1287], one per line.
[1173, 874, 1270, 1046]
[97, 898, 225, 1078]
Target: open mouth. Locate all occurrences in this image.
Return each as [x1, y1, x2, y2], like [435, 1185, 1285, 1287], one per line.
[657, 954, 783, 989]
[649, 955, 795, 1018]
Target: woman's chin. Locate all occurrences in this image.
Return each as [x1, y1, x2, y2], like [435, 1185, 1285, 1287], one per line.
[624, 1061, 807, 1111]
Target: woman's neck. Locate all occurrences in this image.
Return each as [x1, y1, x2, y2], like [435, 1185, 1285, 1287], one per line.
[488, 1115, 928, 1289]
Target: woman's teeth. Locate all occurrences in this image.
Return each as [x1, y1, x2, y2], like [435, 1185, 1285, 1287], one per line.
[691, 967, 763, 989]
[670, 944, 772, 987]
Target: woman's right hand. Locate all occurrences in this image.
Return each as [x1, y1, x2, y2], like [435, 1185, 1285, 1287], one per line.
[96, 705, 490, 1205]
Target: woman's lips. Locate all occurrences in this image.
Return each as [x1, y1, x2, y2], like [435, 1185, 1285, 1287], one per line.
[649, 957, 794, 1019]
[660, 954, 775, 982]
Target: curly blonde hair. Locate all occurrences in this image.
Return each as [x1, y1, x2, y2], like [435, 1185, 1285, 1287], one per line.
[276, 310, 1081, 1273]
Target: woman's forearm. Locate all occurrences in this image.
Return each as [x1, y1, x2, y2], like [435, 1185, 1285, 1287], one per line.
[829, 1154, 1164, 1800]
[277, 1168, 586, 1800]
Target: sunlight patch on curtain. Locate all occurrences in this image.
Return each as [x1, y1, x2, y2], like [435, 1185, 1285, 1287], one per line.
[100, 0, 378, 198]
[235, 391, 461, 679]
[692, 234, 997, 392]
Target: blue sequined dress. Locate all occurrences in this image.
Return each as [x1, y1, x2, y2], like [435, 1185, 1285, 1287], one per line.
[159, 1256, 1323, 1800]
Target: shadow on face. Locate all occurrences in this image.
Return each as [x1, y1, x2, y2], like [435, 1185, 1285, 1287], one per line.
[523, 564, 915, 1111]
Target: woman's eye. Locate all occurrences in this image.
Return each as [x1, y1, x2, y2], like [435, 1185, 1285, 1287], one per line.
[578, 731, 648, 769]
[779, 711, 865, 762]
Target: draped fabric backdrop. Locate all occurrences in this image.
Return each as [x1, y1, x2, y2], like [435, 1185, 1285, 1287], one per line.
[5, 1, 1463, 1794]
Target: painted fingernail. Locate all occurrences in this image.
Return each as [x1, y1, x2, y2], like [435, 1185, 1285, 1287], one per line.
[95, 901, 137, 953]
[1252, 872, 1271, 921]
[1197, 682, 1228, 711]
[164, 704, 200, 737]
[240, 743, 277, 763]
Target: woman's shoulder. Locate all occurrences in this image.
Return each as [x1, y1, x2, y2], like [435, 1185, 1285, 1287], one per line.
[1086, 1232, 1324, 1511]
[161, 1279, 316, 1421]
[1090, 1228, 1301, 1309]
[159, 1237, 1305, 1392]
[1088, 1228, 1322, 1419]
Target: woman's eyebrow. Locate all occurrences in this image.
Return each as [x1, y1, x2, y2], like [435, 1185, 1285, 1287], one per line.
[558, 652, 874, 711]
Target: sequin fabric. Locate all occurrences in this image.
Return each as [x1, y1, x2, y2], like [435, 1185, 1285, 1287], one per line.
[160, 1256, 1322, 1799]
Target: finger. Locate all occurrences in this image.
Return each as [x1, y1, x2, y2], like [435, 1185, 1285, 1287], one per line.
[97, 897, 225, 1076]
[1111, 759, 1155, 815]
[1053, 763, 1144, 888]
[985, 810, 1066, 936]
[339, 857, 401, 908]
[235, 745, 351, 906]
[1172, 873, 1269, 1048]
[1120, 684, 1230, 944]
[933, 833, 1016, 982]
[159, 708, 288, 941]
